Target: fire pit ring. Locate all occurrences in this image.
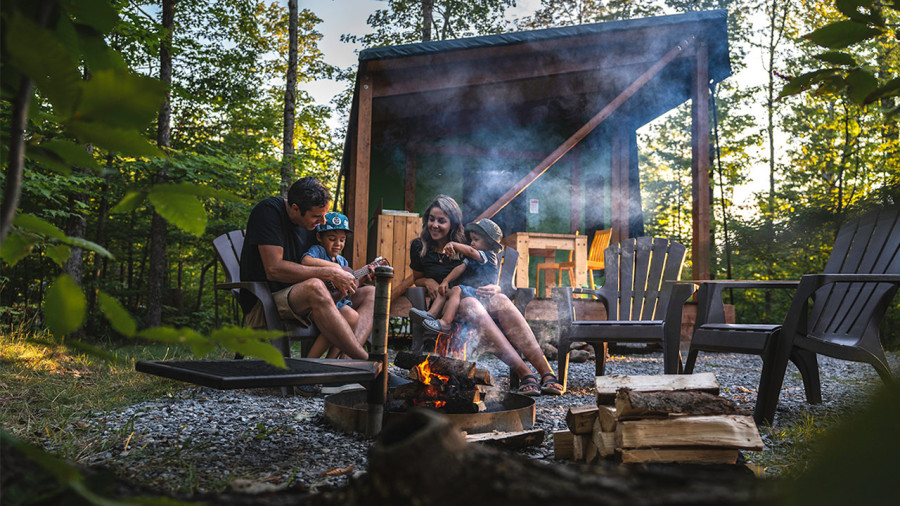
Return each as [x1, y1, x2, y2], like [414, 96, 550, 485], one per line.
[324, 389, 535, 435]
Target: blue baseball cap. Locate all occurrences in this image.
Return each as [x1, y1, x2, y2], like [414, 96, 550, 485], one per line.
[317, 212, 352, 234]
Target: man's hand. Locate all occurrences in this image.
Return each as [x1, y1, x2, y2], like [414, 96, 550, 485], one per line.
[475, 284, 501, 298]
[328, 267, 357, 296]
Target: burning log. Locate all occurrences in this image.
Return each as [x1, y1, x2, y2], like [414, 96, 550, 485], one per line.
[395, 352, 476, 380]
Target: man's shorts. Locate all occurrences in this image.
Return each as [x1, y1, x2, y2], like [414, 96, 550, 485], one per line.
[243, 285, 313, 329]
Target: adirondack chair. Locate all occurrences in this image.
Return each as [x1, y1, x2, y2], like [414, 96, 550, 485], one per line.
[406, 246, 536, 355]
[686, 206, 900, 424]
[213, 230, 320, 358]
[537, 228, 614, 295]
[552, 237, 695, 391]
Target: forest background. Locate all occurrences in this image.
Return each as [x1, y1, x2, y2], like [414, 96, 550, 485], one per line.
[1, 0, 899, 355]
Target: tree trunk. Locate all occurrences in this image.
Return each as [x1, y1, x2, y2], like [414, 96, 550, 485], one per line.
[422, 0, 433, 42]
[282, 0, 298, 197]
[146, 0, 175, 327]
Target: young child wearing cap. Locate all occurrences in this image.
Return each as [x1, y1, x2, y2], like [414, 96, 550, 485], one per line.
[302, 212, 358, 357]
[409, 218, 504, 333]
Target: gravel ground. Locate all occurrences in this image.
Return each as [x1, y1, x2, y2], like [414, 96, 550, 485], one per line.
[73, 346, 899, 495]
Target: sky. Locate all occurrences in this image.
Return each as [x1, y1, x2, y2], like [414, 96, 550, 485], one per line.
[301, 0, 770, 209]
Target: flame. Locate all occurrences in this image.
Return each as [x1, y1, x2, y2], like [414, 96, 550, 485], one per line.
[434, 329, 467, 360]
[411, 356, 450, 409]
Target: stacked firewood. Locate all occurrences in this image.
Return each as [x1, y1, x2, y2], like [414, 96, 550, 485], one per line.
[554, 373, 763, 464]
[392, 352, 494, 414]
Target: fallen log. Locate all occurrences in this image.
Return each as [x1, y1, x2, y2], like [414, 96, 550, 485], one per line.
[596, 373, 720, 404]
[311, 409, 767, 506]
[616, 415, 764, 451]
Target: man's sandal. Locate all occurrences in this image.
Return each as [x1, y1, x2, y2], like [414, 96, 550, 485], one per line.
[540, 372, 564, 395]
[517, 373, 541, 397]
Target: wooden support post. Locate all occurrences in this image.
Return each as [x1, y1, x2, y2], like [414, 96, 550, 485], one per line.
[349, 73, 373, 269]
[610, 130, 629, 245]
[476, 36, 697, 221]
[691, 41, 711, 281]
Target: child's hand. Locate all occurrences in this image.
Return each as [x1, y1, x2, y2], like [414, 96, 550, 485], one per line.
[442, 242, 458, 256]
[438, 280, 450, 295]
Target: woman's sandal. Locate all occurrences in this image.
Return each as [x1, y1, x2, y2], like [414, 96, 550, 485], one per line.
[517, 373, 541, 397]
[540, 372, 564, 395]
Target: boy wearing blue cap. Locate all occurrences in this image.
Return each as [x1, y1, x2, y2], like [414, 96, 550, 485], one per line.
[301, 212, 365, 358]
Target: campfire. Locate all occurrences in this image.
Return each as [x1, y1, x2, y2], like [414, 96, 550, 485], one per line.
[392, 351, 493, 414]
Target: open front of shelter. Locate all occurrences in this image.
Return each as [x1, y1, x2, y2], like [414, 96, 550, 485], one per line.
[339, 10, 731, 290]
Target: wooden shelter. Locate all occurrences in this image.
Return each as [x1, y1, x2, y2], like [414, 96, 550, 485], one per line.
[339, 10, 731, 286]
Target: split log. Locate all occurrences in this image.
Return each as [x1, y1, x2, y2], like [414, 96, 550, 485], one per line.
[552, 430, 574, 460]
[620, 448, 740, 465]
[596, 373, 720, 404]
[565, 405, 598, 434]
[473, 368, 493, 386]
[615, 389, 749, 419]
[311, 409, 767, 506]
[465, 429, 544, 450]
[572, 433, 597, 463]
[591, 420, 617, 459]
[616, 415, 764, 451]
[596, 405, 618, 432]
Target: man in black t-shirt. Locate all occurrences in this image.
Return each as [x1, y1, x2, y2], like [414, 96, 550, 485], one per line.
[240, 177, 372, 360]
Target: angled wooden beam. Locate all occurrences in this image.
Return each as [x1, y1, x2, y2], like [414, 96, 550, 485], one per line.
[476, 35, 698, 221]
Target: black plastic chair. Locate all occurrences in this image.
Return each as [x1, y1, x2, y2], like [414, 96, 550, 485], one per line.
[686, 206, 900, 424]
[553, 237, 695, 391]
[213, 230, 320, 358]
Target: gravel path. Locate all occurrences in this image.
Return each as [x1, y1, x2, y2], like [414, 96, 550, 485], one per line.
[73, 347, 899, 495]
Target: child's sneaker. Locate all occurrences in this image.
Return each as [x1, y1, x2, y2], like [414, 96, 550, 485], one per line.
[408, 308, 435, 325]
[422, 318, 452, 333]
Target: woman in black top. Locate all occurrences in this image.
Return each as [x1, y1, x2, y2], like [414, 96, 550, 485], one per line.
[408, 195, 564, 395]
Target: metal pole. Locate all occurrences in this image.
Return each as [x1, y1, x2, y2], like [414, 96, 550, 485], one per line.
[367, 265, 393, 437]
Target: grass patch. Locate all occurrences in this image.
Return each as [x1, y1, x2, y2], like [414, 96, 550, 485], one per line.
[745, 409, 840, 477]
[0, 326, 229, 464]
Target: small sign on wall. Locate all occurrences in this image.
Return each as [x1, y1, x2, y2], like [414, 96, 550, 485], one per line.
[529, 199, 539, 214]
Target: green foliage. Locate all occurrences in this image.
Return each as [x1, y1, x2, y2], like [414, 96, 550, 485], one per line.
[780, 0, 899, 114]
[43, 274, 86, 337]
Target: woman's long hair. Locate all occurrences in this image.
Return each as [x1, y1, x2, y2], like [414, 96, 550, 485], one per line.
[419, 194, 466, 258]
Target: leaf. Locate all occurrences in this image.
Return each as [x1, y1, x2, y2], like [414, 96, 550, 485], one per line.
[138, 326, 207, 345]
[845, 69, 879, 104]
[41, 139, 101, 171]
[61, 236, 113, 259]
[0, 231, 39, 266]
[148, 191, 208, 237]
[76, 27, 127, 71]
[62, 0, 119, 33]
[865, 77, 900, 103]
[13, 214, 66, 240]
[211, 327, 287, 368]
[98, 291, 137, 337]
[74, 70, 167, 129]
[804, 20, 884, 49]
[44, 275, 87, 337]
[25, 147, 72, 175]
[111, 191, 148, 214]
[65, 121, 162, 157]
[813, 51, 857, 67]
[45, 244, 72, 266]
[5, 11, 82, 116]
[779, 70, 839, 98]
[152, 182, 243, 202]
[834, 0, 884, 25]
